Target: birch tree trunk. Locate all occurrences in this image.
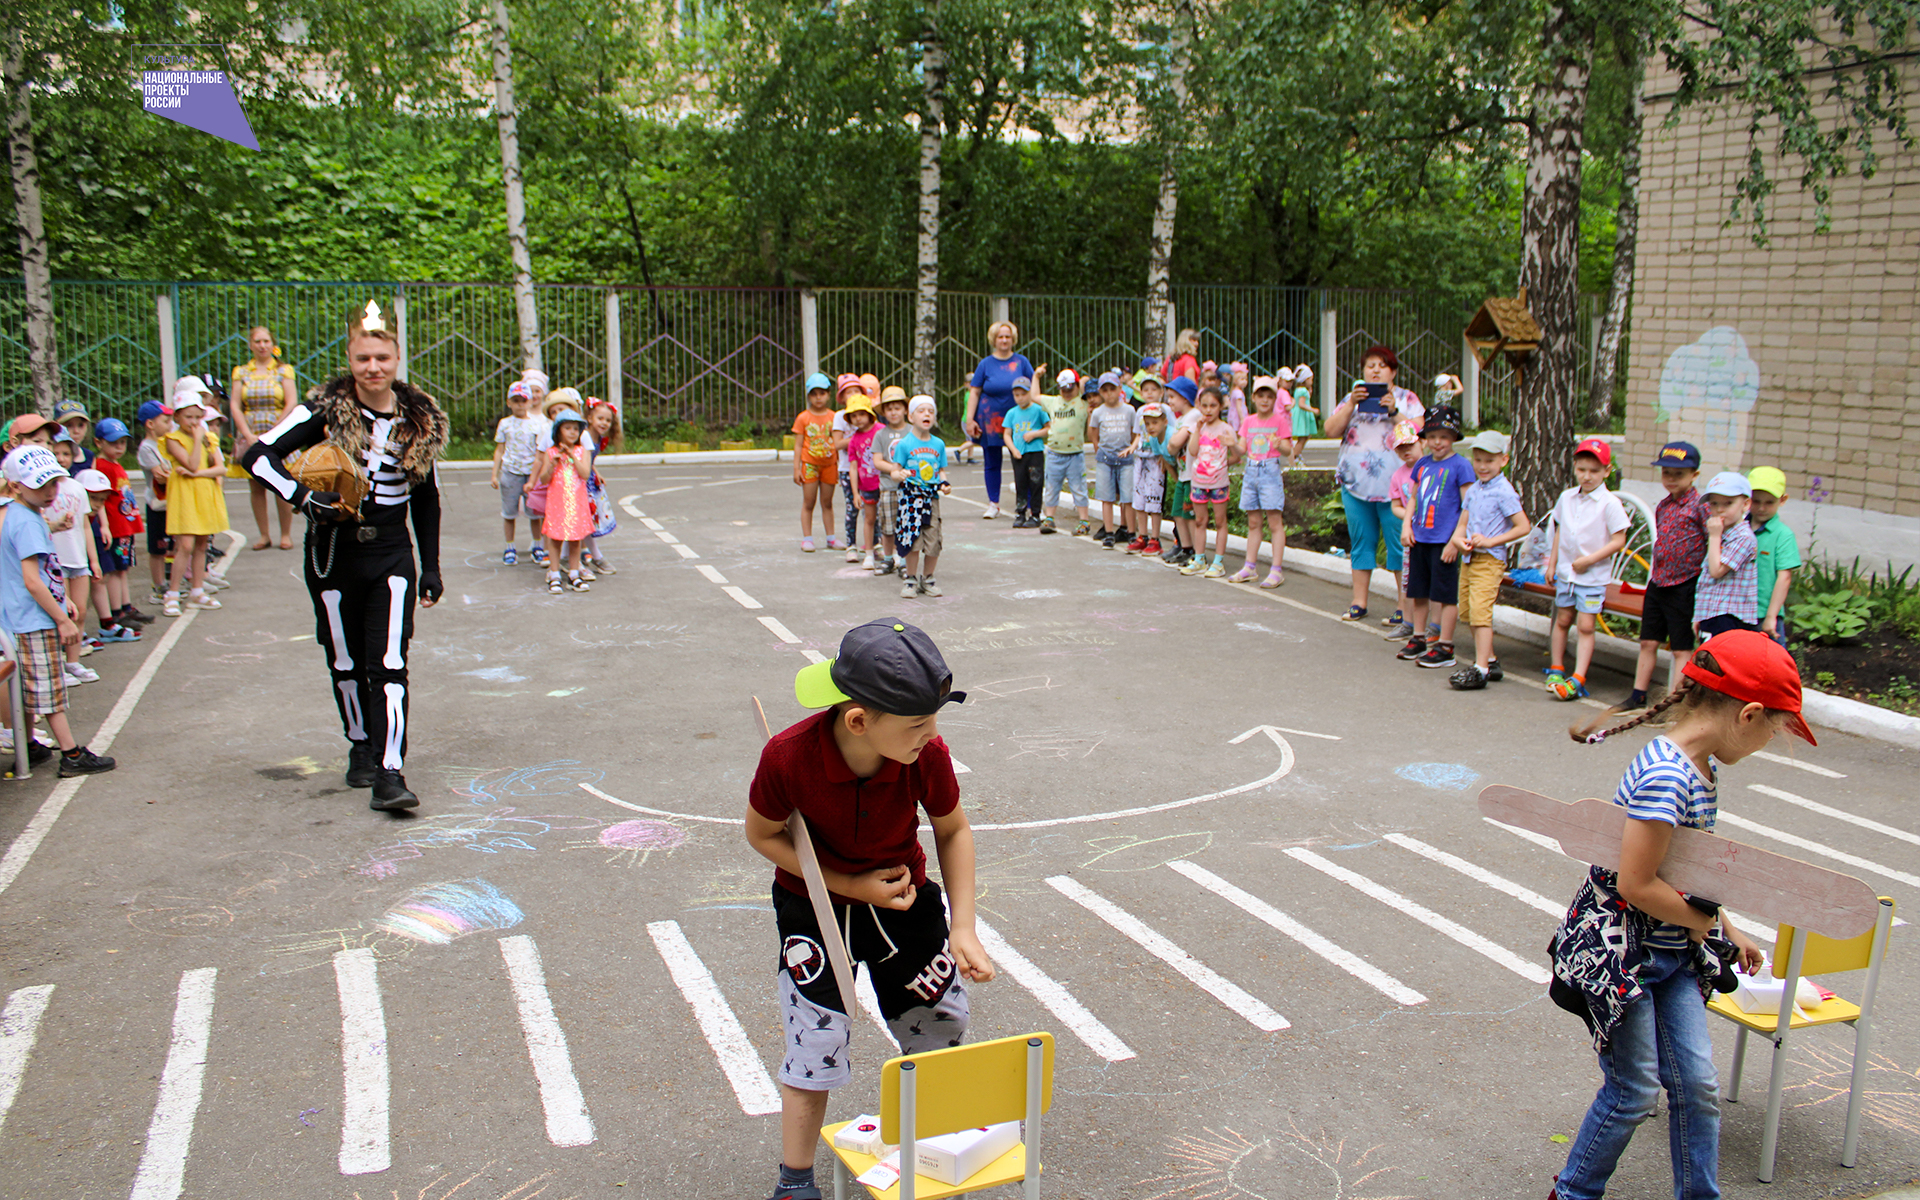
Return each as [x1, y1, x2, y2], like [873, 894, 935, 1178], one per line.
[489, 0, 541, 374]
[4, 33, 63, 415]
[1589, 75, 1642, 426]
[1142, 0, 1194, 362]
[1511, 0, 1595, 515]
[912, 1, 945, 398]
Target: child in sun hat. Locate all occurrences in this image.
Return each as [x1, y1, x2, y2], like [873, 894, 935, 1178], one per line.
[47, 432, 104, 677]
[135, 399, 174, 605]
[792, 373, 839, 553]
[868, 388, 910, 575]
[1691, 471, 1759, 641]
[1288, 364, 1319, 460]
[1228, 376, 1290, 587]
[744, 617, 993, 1200]
[1544, 438, 1631, 701]
[87, 416, 151, 630]
[1130, 402, 1172, 555]
[842, 394, 881, 566]
[1744, 466, 1800, 645]
[1554, 629, 1805, 1200]
[159, 391, 228, 617]
[77, 468, 140, 645]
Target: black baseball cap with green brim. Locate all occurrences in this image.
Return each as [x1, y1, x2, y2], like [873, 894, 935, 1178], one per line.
[794, 618, 966, 716]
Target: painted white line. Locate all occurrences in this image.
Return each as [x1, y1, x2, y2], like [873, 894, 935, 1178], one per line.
[1169, 861, 1427, 1006]
[1270, 726, 1341, 741]
[854, 966, 899, 1047]
[498, 936, 595, 1147]
[701, 477, 758, 487]
[1383, 834, 1566, 918]
[758, 617, 801, 644]
[644, 486, 693, 495]
[640, 517, 665, 531]
[646, 921, 781, 1115]
[0, 985, 54, 1134]
[721, 586, 764, 610]
[0, 595, 204, 897]
[697, 565, 729, 584]
[1749, 784, 1920, 848]
[334, 948, 391, 1176]
[582, 782, 742, 825]
[950, 757, 971, 775]
[1751, 750, 1844, 779]
[1718, 811, 1920, 889]
[1046, 876, 1288, 1031]
[1285, 848, 1551, 984]
[618, 496, 646, 519]
[672, 543, 699, 559]
[801, 649, 828, 664]
[974, 918, 1135, 1061]
[1484, 817, 1566, 856]
[129, 968, 217, 1200]
[653, 530, 681, 545]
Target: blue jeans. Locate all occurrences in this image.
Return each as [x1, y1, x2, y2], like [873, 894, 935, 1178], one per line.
[1044, 450, 1088, 513]
[1339, 492, 1403, 573]
[1558, 946, 1722, 1200]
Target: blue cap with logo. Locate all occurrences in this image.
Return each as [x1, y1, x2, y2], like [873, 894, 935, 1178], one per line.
[1651, 441, 1702, 469]
[136, 400, 172, 423]
[93, 418, 131, 444]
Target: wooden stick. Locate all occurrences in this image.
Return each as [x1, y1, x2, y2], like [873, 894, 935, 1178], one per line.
[755, 697, 861, 1024]
[1479, 784, 1880, 939]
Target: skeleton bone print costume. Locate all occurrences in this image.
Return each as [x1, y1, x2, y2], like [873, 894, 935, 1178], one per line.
[242, 375, 448, 809]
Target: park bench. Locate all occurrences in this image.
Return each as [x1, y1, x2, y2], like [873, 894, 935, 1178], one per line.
[1502, 489, 1656, 637]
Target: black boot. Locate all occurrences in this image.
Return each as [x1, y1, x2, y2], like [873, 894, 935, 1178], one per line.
[369, 769, 418, 811]
[345, 742, 378, 789]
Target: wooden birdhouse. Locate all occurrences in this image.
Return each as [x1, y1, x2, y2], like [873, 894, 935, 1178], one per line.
[1465, 288, 1541, 378]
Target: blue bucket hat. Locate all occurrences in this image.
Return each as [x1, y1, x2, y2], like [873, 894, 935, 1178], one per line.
[1166, 376, 1199, 404]
[549, 410, 587, 441]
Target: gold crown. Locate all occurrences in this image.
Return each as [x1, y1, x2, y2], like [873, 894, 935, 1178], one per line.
[359, 300, 386, 333]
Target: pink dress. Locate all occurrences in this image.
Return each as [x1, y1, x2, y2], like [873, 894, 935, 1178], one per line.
[542, 444, 593, 541]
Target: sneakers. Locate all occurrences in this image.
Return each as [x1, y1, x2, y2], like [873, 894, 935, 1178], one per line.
[900, 574, 919, 598]
[1341, 605, 1369, 621]
[502, 546, 518, 566]
[531, 545, 551, 566]
[919, 576, 942, 597]
[845, 546, 861, 562]
[1386, 620, 1415, 638]
[589, 555, 615, 575]
[147, 588, 166, 607]
[1038, 517, 1057, 535]
[982, 505, 1000, 520]
[204, 575, 230, 592]
[117, 605, 155, 626]
[1141, 538, 1162, 556]
[1228, 564, 1258, 583]
[64, 663, 100, 684]
[58, 746, 116, 777]
[346, 743, 379, 788]
[1396, 636, 1429, 660]
[1100, 532, 1117, 549]
[800, 537, 815, 553]
[1179, 555, 1210, 576]
[1201, 558, 1227, 579]
[1073, 521, 1092, 537]
[1380, 609, 1405, 627]
[1416, 643, 1457, 668]
[861, 553, 875, 570]
[875, 556, 896, 576]
[369, 769, 419, 811]
[1485, 659, 1504, 683]
[1552, 675, 1591, 701]
[1126, 536, 1148, 554]
[1449, 665, 1489, 690]
[97, 625, 141, 643]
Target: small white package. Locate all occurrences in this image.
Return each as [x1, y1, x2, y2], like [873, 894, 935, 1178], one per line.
[912, 1121, 1021, 1184]
[833, 1115, 894, 1159]
[855, 1151, 901, 1191]
[1731, 973, 1825, 1017]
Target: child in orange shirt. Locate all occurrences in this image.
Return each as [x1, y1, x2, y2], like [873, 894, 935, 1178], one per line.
[791, 373, 839, 552]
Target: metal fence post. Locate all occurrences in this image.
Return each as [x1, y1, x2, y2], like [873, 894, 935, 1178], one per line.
[1461, 337, 1480, 428]
[605, 290, 622, 410]
[156, 291, 177, 393]
[1319, 305, 1338, 414]
[800, 291, 820, 384]
[394, 288, 409, 382]
[991, 296, 1010, 330]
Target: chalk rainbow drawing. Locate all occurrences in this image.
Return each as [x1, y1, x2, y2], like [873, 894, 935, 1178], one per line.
[1394, 762, 1481, 792]
[447, 760, 607, 805]
[598, 819, 689, 867]
[374, 879, 524, 944]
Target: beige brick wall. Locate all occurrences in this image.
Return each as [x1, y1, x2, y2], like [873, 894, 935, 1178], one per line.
[1625, 63, 1920, 519]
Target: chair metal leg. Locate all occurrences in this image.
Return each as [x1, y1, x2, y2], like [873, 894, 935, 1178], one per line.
[1727, 1025, 1749, 1103]
[833, 1157, 847, 1200]
[899, 1062, 916, 1200]
[1758, 936, 1809, 1183]
[1024, 1038, 1044, 1200]
[1842, 898, 1895, 1168]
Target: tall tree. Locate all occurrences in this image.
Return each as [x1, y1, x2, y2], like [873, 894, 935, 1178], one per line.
[489, 0, 541, 373]
[1588, 55, 1642, 425]
[4, 31, 60, 414]
[914, 1, 946, 396]
[1142, 0, 1194, 361]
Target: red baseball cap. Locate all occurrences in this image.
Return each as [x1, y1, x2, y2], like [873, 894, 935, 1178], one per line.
[1683, 630, 1816, 745]
[1573, 438, 1612, 468]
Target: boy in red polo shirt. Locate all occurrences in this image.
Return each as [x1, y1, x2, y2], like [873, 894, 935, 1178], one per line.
[745, 618, 995, 1200]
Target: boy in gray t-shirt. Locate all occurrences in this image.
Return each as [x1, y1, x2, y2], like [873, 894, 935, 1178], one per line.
[868, 392, 910, 575]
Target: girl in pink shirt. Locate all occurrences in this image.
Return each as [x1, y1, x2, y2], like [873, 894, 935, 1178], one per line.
[1230, 378, 1292, 587]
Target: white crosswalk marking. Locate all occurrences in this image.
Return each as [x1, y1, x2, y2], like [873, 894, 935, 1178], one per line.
[333, 949, 391, 1176]
[697, 565, 729, 584]
[758, 616, 802, 644]
[1751, 750, 1844, 778]
[974, 918, 1136, 1061]
[1284, 848, 1551, 984]
[721, 586, 764, 610]
[1483, 817, 1565, 855]
[499, 936, 595, 1147]
[1046, 875, 1289, 1032]
[1168, 861, 1427, 1006]
[647, 921, 781, 1115]
[1383, 834, 1566, 917]
[129, 968, 217, 1200]
[1717, 811, 1920, 889]
[0, 985, 52, 1134]
[1749, 784, 1920, 848]
[672, 543, 699, 559]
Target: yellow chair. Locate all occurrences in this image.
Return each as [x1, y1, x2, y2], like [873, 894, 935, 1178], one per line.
[1708, 896, 1896, 1182]
[822, 1032, 1054, 1200]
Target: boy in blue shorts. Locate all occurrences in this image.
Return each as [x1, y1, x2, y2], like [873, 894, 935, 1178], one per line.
[1543, 438, 1630, 700]
[746, 618, 993, 1200]
[1397, 406, 1475, 669]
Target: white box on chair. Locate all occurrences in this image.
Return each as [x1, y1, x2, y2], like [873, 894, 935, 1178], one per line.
[833, 1115, 894, 1159]
[1731, 974, 1825, 1017]
[912, 1121, 1021, 1184]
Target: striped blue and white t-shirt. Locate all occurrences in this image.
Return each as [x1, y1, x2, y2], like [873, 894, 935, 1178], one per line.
[1614, 734, 1718, 947]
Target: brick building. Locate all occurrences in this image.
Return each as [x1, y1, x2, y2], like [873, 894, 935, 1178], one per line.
[1622, 56, 1920, 570]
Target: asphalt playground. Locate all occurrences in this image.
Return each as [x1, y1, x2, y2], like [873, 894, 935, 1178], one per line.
[0, 461, 1914, 1200]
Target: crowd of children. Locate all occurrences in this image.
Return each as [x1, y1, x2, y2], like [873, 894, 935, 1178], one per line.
[489, 370, 622, 593]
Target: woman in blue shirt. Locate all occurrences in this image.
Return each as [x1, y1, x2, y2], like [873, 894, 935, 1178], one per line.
[961, 321, 1037, 520]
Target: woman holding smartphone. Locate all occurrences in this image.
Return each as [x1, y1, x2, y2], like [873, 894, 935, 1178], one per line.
[1321, 344, 1425, 621]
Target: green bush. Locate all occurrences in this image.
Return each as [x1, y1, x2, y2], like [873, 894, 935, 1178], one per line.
[1789, 590, 1871, 645]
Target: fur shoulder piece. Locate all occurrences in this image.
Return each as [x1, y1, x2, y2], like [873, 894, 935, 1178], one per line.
[308, 376, 450, 486]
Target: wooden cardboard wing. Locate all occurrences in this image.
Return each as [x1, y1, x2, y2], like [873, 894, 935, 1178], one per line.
[1478, 785, 1880, 940]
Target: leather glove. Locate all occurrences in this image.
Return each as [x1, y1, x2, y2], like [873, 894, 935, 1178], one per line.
[301, 489, 343, 517]
[419, 571, 444, 606]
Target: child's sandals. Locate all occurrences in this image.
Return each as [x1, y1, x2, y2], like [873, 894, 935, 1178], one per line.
[589, 555, 616, 575]
[547, 572, 563, 595]
[1260, 567, 1285, 588]
[1228, 564, 1259, 584]
[568, 571, 591, 592]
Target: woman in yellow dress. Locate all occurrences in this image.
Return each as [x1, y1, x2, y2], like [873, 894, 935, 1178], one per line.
[161, 388, 231, 616]
[232, 325, 297, 550]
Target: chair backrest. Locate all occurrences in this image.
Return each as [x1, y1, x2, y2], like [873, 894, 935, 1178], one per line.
[879, 1032, 1055, 1142]
[1775, 897, 1896, 978]
[1612, 490, 1656, 587]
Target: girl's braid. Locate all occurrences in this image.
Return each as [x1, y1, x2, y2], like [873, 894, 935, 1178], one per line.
[1570, 675, 1699, 744]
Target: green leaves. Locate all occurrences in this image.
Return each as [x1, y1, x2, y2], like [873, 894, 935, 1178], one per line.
[1790, 590, 1873, 645]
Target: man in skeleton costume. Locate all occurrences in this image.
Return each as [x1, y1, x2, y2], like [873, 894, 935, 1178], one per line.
[241, 302, 448, 811]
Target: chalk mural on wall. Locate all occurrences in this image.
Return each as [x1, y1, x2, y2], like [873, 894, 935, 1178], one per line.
[1656, 326, 1760, 470]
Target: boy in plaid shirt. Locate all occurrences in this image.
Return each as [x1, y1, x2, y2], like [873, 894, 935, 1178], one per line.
[1692, 471, 1760, 639]
[1, 446, 115, 776]
[1627, 441, 1709, 710]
